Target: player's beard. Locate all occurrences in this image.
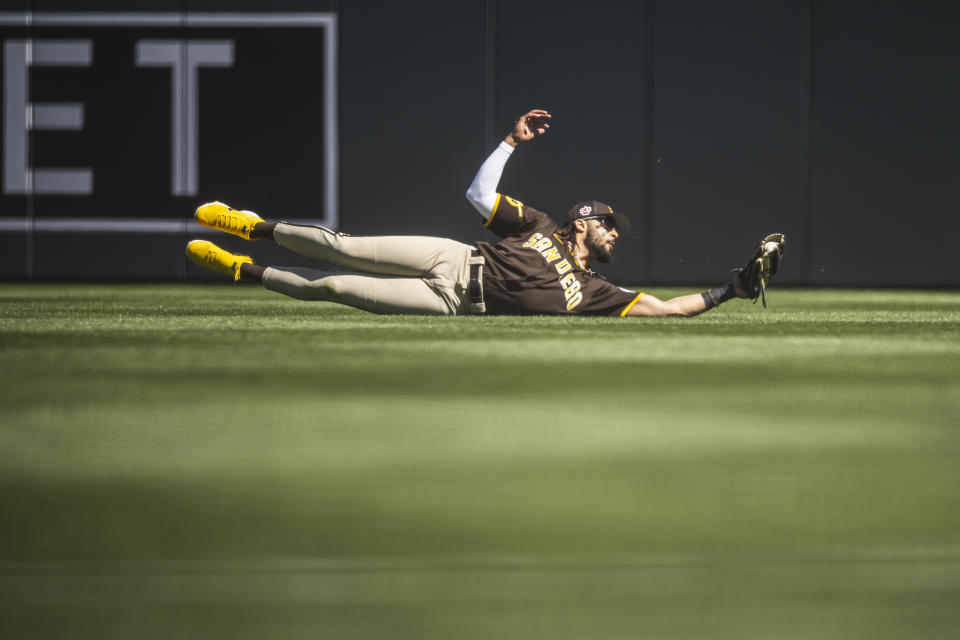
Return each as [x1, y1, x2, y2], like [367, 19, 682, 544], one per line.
[586, 227, 614, 263]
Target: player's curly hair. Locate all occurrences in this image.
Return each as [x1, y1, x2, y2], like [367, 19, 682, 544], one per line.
[555, 224, 576, 248]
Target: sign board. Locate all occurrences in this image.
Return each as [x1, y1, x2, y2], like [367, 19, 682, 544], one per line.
[0, 12, 337, 231]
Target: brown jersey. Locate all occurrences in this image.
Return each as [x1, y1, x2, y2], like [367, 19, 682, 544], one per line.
[473, 194, 644, 316]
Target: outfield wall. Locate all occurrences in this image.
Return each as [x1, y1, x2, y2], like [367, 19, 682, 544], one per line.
[1, 1, 957, 286]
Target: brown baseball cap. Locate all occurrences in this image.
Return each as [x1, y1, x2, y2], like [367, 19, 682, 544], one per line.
[564, 200, 631, 235]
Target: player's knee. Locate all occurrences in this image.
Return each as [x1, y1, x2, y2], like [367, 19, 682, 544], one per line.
[313, 276, 342, 301]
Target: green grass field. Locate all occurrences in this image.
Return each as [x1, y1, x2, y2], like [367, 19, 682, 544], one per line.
[1, 284, 959, 639]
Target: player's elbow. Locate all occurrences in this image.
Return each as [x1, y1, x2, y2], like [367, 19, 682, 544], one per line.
[466, 188, 496, 219]
[465, 185, 480, 205]
[465, 184, 489, 208]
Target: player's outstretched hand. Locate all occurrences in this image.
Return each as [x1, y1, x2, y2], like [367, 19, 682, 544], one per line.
[505, 109, 551, 147]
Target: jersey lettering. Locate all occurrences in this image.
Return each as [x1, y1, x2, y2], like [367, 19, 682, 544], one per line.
[541, 247, 560, 263]
[522, 233, 543, 248]
[478, 204, 639, 316]
[531, 237, 553, 253]
[563, 279, 581, 300]
[521, 231, 584, 311]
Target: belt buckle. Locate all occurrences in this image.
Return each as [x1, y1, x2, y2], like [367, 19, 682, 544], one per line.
[468, 254, 485, 314]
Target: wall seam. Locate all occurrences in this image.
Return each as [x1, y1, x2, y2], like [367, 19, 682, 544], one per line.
[484, 0, 496, 151]
[800, 0, 812, 283]
[642, 0, 656, 281]
[25, 3, 34, 280]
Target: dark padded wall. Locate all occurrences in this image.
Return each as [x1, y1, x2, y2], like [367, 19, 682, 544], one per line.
[652, 0, 802, 285]
[1, 0, 958, 286]
[809, 1, 960, 285]
[338, 0, 485, 241]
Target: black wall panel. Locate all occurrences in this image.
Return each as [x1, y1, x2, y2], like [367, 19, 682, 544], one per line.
[0, 230, 27, 278]
[32, 231, 184, 280]
[652, 0, 803, 284]
[809, 1, 960, 285]
[337, 0, 485, 242]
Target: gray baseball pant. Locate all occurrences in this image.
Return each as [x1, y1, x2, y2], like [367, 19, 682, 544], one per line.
[261, 223, 480, 315]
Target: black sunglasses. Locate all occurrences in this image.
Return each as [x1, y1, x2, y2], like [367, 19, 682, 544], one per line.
[584, 215, 617, 231]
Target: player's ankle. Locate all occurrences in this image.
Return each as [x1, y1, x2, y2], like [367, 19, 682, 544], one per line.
[250, 222, 277, 240]
[240, 262, 266, 282]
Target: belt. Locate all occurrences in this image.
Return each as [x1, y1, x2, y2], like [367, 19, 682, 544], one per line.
[468, 249, 486, 314]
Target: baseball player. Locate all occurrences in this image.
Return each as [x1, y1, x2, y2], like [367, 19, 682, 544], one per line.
[186, 108, 784, 316]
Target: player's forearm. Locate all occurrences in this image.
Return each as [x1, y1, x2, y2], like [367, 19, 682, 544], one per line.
[626, 281, 738, 317]
[668, 280, 737, 317]
[666, 293, 713, 317]
[466, 141, 514, 219]
[667, 281, 740, 316]
[668, 282, 739, 316]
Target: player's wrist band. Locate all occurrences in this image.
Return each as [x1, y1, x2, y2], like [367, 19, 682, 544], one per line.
[701, 282, 736, 309]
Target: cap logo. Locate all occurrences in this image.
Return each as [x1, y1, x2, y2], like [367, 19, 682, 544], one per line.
[579, 206, 592, 216]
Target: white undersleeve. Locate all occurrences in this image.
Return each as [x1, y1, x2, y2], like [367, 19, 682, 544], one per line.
[465, 141, 514, 220]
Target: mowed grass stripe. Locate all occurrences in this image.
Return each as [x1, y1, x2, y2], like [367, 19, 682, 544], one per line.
[1, 284, 959, 639]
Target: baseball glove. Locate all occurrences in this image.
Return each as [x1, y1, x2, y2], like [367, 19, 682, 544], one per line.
[736, 233, 786, 307]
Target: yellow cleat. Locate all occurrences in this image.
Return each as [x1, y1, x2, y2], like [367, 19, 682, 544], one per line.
[195, 201, 264, 240]
[186, 240, 253, 282]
